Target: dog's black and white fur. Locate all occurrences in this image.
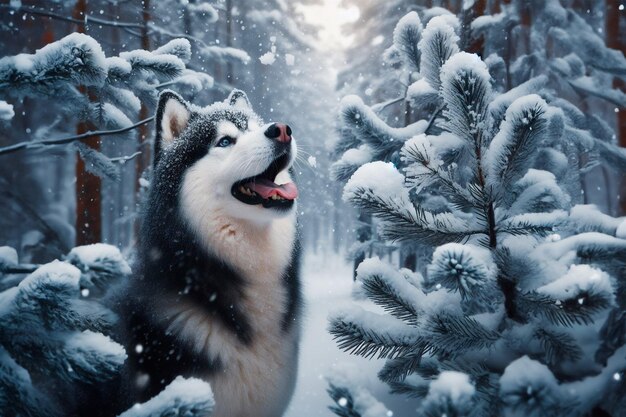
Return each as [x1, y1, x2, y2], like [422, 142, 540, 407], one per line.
[91, 90, 302, 417]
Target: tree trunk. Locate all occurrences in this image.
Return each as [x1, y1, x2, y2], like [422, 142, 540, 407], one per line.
[606, 0, 626, 215]
[467, 0, 487, 55]
[73, 0, 102, 245]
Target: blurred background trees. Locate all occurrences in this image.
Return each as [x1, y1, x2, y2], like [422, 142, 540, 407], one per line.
[0, 0, 346, 264]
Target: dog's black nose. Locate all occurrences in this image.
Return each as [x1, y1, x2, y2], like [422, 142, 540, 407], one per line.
[265, 123, 292, 143]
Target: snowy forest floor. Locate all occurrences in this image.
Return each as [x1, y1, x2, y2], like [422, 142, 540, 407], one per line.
[285, 253, 407, 417]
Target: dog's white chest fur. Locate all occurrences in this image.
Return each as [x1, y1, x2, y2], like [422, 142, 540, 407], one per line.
[173, 191, 299, 417]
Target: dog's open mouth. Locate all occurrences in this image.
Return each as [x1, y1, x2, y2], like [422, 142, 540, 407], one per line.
[231, 153, 298, 209]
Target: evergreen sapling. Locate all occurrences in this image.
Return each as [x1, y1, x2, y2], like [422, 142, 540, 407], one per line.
[329, 10, 626, 417]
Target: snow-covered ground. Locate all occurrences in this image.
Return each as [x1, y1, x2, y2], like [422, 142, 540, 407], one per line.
[285, 253, 408, 417]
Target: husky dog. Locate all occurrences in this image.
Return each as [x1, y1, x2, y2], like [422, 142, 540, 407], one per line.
[104, 90, 301, 417]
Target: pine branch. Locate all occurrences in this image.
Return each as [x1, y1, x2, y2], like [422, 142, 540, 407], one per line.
[329, 313, 424, 360]
[498, 211, 567, 238]
[424, 104, 445, 135]
[378, 348, 430, 383]
[360, 274, 420, 325]
[534, 328, 583, 366]
[326, 384, 362, 417]
[393, 11, 422, 73]
[486, 96, 550, 201]
[347, 187, 479, 245]
[427, 314, 500, 355]
[402, 141, 476, 210]
[388, 380, 430, 398]
[518, 291, 612, 327]
[0, 116, 153, 156]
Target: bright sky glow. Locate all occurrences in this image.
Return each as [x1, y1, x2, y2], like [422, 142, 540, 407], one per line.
[297, 0, 360, 49]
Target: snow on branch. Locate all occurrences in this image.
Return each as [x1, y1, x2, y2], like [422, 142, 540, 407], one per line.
[328, 306, 424, 360]
[343, 162, 477, 245]
[419, 16, 460, 91]
[393, 12, 423, 73]
[356, 257, 423, 325]
[0, 33, 107, 91]
[440, 52, 492, 148]
[0, 116, 154, 156]
[0, 100, 14, 121]
[340, 95, 427, 160]
[427, 243, 499, 308]
[485, 95, 551, 196]
[118, 376, 214, 417]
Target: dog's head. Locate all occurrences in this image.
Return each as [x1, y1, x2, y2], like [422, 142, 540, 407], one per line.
[153, 89, 298, 224]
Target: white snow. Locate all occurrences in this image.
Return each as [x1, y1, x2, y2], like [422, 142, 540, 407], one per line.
[105, 56, 132, 76]
[500, 356, 560, 401]
[168, 70, 215, 94]
[501, 210, 568, 235]
[339, 145, 373, 166]
[0, 100, 15, 121]
[11, 53, 33, 72]
[343, 161, 410, 204]
[0, 246, 18, 267]
[440, 51, 491, 85]
[66, 330, 127, 360]
[259, 51, 276, 65]
[119, 376, 214, 417]
[537, 264, 614, 303]
[102, 103, 132, 129]
[535, 232, 626, 264]
[488, 75, 548, 121]
[569, 205, 625, 236]
[284, 255, 403, 416]
[509, 169, 570, 214]
[119, 49, 185, 78]
[153, 38, 192, 63]
[516, 169, 557, 189]
[19, 260, 81, 292]
[66, 243, 132, 275]
[285, 53, 295, 66]
[407, 78, 437, 99]
[617, 219, 626, 239]
[199, 46, 251, 64]
[427, 371, 475, 404]
[307, 155, 317, 168]
[471, 13, 505, 32]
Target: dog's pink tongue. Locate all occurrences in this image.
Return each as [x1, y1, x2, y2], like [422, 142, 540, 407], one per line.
[246, 178, 298, 200]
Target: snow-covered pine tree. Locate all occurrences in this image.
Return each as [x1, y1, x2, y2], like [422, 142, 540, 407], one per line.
[470, 0, 626, 208]
[0, 32, 202, 176]
[0, 244, 214, 416]
[329, 10, 626, 417]
[332, 11, 453, 274]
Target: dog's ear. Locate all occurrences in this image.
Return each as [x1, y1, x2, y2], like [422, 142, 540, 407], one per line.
[155, 90, 191, 164]
[226, 89, 251, 110]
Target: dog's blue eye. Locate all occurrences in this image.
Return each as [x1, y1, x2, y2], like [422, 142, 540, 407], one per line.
[216, 137, 235, 147]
